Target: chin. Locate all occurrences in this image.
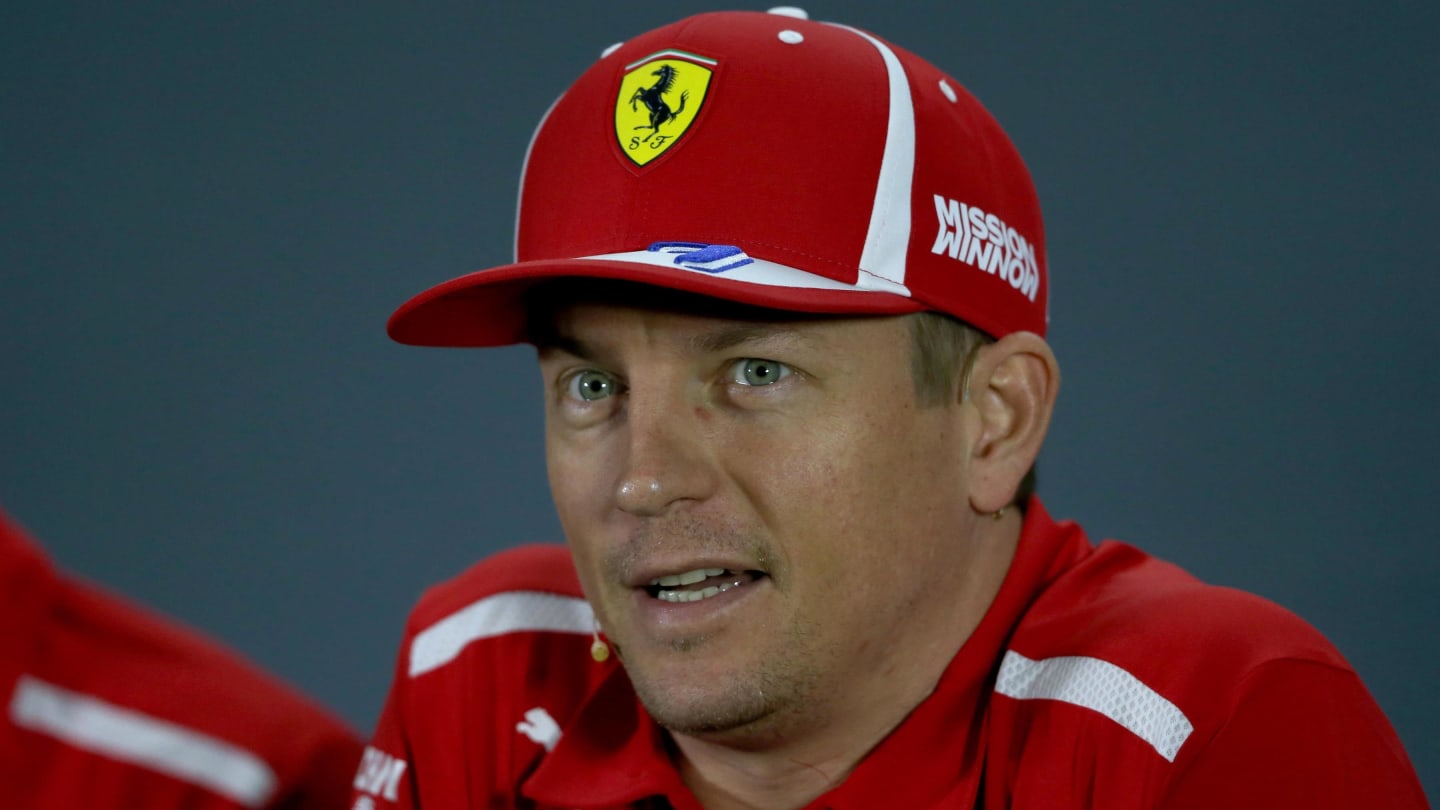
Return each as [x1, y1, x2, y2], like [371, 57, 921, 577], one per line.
[648, 692, 774, 736]
[628, 656, 820, 745]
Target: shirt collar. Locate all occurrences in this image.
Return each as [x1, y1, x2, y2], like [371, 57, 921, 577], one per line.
[526, 498, 1089, 808]
[524, 664, 692, 807]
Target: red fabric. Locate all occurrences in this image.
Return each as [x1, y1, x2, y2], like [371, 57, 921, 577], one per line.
[387, 11, 1047, 348]
[354, 500, 1426, 808]
[0, 510, 363, 809]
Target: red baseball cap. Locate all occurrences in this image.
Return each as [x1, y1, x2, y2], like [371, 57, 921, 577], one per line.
[388, 8, 1047, 346]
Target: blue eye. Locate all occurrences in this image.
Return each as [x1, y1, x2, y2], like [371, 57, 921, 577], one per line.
[728, 358, 791, 386]
[567, 370, 616, 401]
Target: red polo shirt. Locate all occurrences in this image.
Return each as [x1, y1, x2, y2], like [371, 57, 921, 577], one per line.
[354, 499, 1425, 808]
[0, 509, 363, 809]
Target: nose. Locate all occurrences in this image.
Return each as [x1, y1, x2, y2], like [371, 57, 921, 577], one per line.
[613, 388, 718, 517]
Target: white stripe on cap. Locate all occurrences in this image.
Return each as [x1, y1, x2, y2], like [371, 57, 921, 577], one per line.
[9, 675, 278, 806]
[579, 248, 874, 291]
[994, 650, 1195, 762]
[625, 49, 719, 70]
[829, 24, 914, 296]
[409, 590, 593, 677]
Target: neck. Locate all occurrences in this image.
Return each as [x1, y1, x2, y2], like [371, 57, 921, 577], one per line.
[670, 510, 1022, 809]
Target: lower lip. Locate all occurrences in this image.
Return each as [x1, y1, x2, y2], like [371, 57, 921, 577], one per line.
[632, 576, 768, 634]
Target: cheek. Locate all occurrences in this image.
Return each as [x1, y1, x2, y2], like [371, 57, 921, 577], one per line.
[545, 418, 612, 498]
[744, 410, 956, 563]
[544, 437, 612, 602]
[544, 429, 613, 547]
[751, 410, 920, 504]
[729, 420, 890, 558]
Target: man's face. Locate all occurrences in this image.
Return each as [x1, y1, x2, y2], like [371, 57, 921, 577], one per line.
[538, 297, 981, 741]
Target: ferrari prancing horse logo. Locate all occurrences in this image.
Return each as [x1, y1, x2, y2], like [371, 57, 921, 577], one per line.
[614, 50, 715, 167]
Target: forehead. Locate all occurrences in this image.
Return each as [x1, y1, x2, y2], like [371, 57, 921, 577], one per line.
[525, 280, 840, 347]
[524, 282, 925, 379]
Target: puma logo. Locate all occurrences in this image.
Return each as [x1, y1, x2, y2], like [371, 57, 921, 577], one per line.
[516, 707, 562, 752]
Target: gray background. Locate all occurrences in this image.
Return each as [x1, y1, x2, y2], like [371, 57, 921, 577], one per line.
[3, 0, 1435, 797]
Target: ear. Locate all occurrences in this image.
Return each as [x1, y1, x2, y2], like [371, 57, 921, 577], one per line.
[963, 331, 1059, 514]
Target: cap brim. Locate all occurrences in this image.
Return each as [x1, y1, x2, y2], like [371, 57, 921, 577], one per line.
[387, 250, 925, 347]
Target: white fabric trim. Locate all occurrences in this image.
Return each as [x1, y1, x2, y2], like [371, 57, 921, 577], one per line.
[578, 249, 877, 291]
[830, 24, 914, 295]
[9, 675, 277, 806]
[625, 49, 719, 70]
[994, 650, 1194, 762]
[409, 591, 594, 677]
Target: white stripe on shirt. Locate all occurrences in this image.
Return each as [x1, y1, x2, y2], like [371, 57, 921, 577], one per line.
[408, 590, 594, 677]
[995, 649, 1194, 762]
[9, 675, 278, 806]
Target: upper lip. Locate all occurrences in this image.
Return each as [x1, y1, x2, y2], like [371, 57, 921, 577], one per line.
[624, 558, 765, 589]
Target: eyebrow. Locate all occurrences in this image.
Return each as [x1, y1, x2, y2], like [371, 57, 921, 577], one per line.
[688, 323, 809, 354]
[534, 332, 591, 360]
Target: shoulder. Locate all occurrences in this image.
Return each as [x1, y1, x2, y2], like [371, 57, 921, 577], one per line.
[401, 543, 591, 679]
[998, 539, 1344, 763]
[988, 538, 1425, 806]
[15, 570, 361, 809]
[406, 543, 584, 634]
[51, 572, 358, 731]
[1012, 539, 1346, 683]
[369, 545, 610, 802]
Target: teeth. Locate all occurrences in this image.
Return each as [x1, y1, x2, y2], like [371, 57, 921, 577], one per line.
[655, 579, 745, 603]
[650, 567, 726, 588]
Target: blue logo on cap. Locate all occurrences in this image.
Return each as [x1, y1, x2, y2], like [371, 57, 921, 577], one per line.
[647, 241, 754, 274]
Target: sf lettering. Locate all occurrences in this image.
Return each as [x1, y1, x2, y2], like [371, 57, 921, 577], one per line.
[629, 134, 674, 151]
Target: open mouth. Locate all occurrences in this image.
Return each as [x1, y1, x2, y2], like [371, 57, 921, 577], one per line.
[645, 567, 766, 604]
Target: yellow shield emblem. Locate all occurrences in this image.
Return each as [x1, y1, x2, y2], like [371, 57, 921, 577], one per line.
[615, 51, 715, 167]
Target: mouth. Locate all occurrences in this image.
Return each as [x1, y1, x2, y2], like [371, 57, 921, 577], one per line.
[644, 567, 767, 604]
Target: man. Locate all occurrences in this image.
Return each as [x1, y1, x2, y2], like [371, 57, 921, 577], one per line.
[1, 506, 362, 808]
[354, 9, 1426, 808]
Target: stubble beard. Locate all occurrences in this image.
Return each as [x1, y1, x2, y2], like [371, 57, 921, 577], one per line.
[621, 621, 826, 741]
[601, 517, 825, 741]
